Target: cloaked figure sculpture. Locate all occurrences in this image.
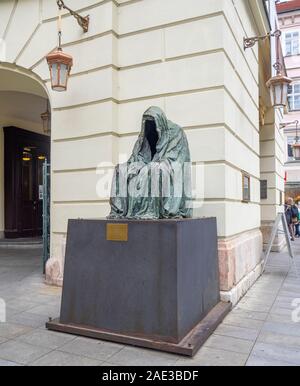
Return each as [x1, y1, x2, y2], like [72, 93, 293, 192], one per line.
[108, 106, 192, 219]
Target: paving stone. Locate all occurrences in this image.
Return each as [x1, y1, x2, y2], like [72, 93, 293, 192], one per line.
[230, 308, 268, 321]
[0, 337, 7, 344]
[251, 342, 300, 365]
[222, 314, 264, 330]
[267, 313, 298, 325]
[235, 301, 272, 313]
[0, 340, 51, 365]
[258, 330, 300, 349]
[273, 299, 296, 310]
[240, 294, 276, 303]
[204, 334, 254, 354]
[108, 346, 179, 366]
[27, 303, 60, 318]
[279, 290, 300, 299]
[100, 362, 122, 367]
[7, 311, 47, 328]
[3, 306, 20, 319]
[282, 284, 300, 293]
[39, 285, 62, 294]
[14, 293, 60, 305]
[31, 350, 104, 366]
[16, 329, 75, 349]
[276, 295, 300, 303]
[245, 287, 277, 296]
[270, 306, 294, 317]
[175, 347, 248, 366]
[6, 298, 41, 313]
[0, 292, 16, 302]
[0, 359, 23, 366]
[214, 324, 260, 341]
[262, 321, 300, 338]
[0, 323, 33, 339]
[246, 354, 297, 367]
[59, 337, 124, 362]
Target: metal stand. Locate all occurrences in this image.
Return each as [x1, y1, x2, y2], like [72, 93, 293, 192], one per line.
[262, 213, 299, 277]
[42, 160, 51, 274]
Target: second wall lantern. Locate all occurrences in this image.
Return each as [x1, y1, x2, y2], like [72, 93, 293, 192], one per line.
[46, 0, 89, 92]
[244, 29, 292, 109]
[266, 62, 292, 108]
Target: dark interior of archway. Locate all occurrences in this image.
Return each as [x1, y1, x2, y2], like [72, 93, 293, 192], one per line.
[145, 119, 159, 160]
[3, 127, 50, 239]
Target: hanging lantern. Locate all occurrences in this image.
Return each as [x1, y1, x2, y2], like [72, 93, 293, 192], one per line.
[292, 142, 300, 161]
[46, 3, 73, 92]
[41, 100, 51, 133]
[266, 62, 292, 108]
[292, 121, 300, 160]
[46, 48, 73, 92]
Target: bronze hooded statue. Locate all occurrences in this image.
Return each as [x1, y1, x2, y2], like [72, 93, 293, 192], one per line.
[108, 106, 192, 219]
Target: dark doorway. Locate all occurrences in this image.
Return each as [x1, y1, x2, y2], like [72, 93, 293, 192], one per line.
[4, 127, 50, 238]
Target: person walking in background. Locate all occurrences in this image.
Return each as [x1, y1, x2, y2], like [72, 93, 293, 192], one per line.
[285, 198, 299, 241]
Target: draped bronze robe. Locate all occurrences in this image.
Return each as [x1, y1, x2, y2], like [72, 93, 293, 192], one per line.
[108, 107, 192, 219]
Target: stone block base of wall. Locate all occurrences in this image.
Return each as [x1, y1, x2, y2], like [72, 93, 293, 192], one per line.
[261, 221, 286, 252]
[45, 233, 66, 287]
[220, 262, 262, 305]
[218, 229, 263, 306]
[45, 258, 63, 287]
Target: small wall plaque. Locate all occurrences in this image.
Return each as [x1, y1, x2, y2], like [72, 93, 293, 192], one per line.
[106, 223, 128, 242]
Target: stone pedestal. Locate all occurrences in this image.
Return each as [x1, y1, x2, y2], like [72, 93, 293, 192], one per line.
[47, 218, 230, 356]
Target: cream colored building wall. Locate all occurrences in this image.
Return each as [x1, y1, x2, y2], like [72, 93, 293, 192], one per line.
[260, 108, 285, 219]
[0, 0, 278, 301]
[260, 107, 286, 249]
[259, 2, 285, 250]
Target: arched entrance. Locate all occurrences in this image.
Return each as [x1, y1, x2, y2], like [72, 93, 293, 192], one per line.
[0, 64, 51, 251]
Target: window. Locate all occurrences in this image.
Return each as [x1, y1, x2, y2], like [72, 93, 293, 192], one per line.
[285, 31, 300, 56]
[288, 83, 300, 111]
[260, 180, 268, 200]
[242, 173, 251, 203]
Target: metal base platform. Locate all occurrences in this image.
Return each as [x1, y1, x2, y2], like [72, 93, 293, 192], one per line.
[46, 301, 231, 357]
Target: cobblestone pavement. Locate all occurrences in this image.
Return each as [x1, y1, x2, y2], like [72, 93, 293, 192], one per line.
[0, 243, 299, 366]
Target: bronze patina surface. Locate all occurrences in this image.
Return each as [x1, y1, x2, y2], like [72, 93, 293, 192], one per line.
[108, 106, 192, 220]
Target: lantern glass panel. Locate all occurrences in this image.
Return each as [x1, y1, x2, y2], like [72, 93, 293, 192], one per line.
[60, 63, 68, 88]
[293, 145, 300, 160]
[51, 63, 58, 86]
[275, 84, 283, 106]
[281, 84, 288, 106]
[270, 86, 275, 106]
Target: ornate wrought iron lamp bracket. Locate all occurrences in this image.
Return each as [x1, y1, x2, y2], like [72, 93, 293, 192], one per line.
[243, 30, 281, 50]
[57, 0, 89, 33]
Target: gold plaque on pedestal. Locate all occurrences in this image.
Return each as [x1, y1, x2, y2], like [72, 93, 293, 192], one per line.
[106, 223, 128, 242]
